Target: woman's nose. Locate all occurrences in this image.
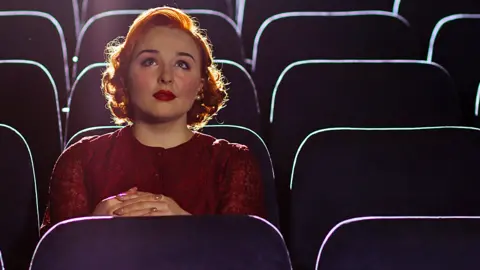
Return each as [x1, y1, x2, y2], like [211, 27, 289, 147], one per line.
[159, 67, 173, 84]
[160, 77, 172, 84]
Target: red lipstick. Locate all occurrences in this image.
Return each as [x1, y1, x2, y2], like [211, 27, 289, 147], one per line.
[153, 90, 176, 101]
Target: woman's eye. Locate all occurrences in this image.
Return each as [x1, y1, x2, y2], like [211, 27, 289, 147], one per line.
[176, 60, 190, 70]
[141, 58, 156, 67]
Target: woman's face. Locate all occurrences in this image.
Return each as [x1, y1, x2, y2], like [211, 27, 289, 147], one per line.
[127, 25, 204, 124]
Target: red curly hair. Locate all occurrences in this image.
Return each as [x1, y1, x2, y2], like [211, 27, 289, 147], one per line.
[101, 7, 228, 130]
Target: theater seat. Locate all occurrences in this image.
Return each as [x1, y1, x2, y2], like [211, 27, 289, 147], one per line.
[396, 0, 480, 57]
[0, 61, 63, 222]
[31, 215, 291, 270]
[317, 217, 480, 270]
[0, 12, 71, 101]
[428, 14, 480, 125]
[0, 124, 39, 270]
[0, 0, 78, 51]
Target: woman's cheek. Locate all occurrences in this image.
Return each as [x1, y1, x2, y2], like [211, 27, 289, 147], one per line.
[131, 69, 156, 92]
[176, 73, 201, 97]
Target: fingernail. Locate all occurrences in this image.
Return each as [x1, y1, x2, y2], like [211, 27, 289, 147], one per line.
[151, 207, 158, 212]
[154, 195, 161, 200]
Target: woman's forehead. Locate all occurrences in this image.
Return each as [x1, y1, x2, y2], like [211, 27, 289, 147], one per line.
[133, 26, 201, 56]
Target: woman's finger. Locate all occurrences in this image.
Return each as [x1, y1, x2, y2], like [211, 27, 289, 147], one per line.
[114, 187, 138, 200]
[145, 209, 173, 216]
[116, 208, 153, 217]
[116, 193, 140, 201]
[142, 208, 164, 216]
[117, 193, 162, 202]
[116, 190, 155, 201]
[114, 201, 167, 215]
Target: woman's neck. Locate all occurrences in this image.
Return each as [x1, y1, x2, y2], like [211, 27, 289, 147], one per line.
[131, 120, 194, 149]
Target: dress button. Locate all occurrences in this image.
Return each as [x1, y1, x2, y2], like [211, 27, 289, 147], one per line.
[157, 152, 162, 156]
[154, 173, 160, 178]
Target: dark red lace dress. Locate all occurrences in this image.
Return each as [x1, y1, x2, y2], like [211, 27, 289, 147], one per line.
[41, 126, 266, 234]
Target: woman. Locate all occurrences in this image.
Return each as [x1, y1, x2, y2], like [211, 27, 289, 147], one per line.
[41, 7, 265, 233]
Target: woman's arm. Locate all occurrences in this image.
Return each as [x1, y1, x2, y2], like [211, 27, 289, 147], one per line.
[40, 140, 91, 235]
[219, 145, 267, 218]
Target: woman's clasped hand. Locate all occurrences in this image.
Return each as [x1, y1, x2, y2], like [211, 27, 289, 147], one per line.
[92, 187, 191, 217]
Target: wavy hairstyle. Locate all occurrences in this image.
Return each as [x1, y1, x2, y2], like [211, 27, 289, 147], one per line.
[101, 7, 228, 130]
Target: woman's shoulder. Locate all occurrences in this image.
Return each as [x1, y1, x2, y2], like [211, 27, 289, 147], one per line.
[195, 132, 260, 174]
[63, 127, 124, 155]
[195, 131, 251, 155]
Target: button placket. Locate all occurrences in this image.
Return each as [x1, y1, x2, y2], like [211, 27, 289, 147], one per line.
[155, 150, 164, 181]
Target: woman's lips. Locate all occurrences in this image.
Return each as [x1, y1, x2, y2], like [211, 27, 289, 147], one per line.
[153, 90, 176, 101]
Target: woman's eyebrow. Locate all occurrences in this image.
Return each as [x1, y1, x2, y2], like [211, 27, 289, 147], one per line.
[178, 52, 196, 62]
[135, 50, 195, 62]
[135, 49, 158, 58]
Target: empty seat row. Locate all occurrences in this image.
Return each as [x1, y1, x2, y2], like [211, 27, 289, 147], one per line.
[11, 214, 480, 270]
[3, 0, 480, 61]
[241, 0, 480, 58]
[0, 0, 235, 43]
[290, 126, 480, 269]
[0, 57, 475, 146]
[252, 12, 480, 127]
[3, 11, 479, 123]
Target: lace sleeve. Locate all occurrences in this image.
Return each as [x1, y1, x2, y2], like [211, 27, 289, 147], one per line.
[219, 145, 267, 218]
[40, 140, 91, 235]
